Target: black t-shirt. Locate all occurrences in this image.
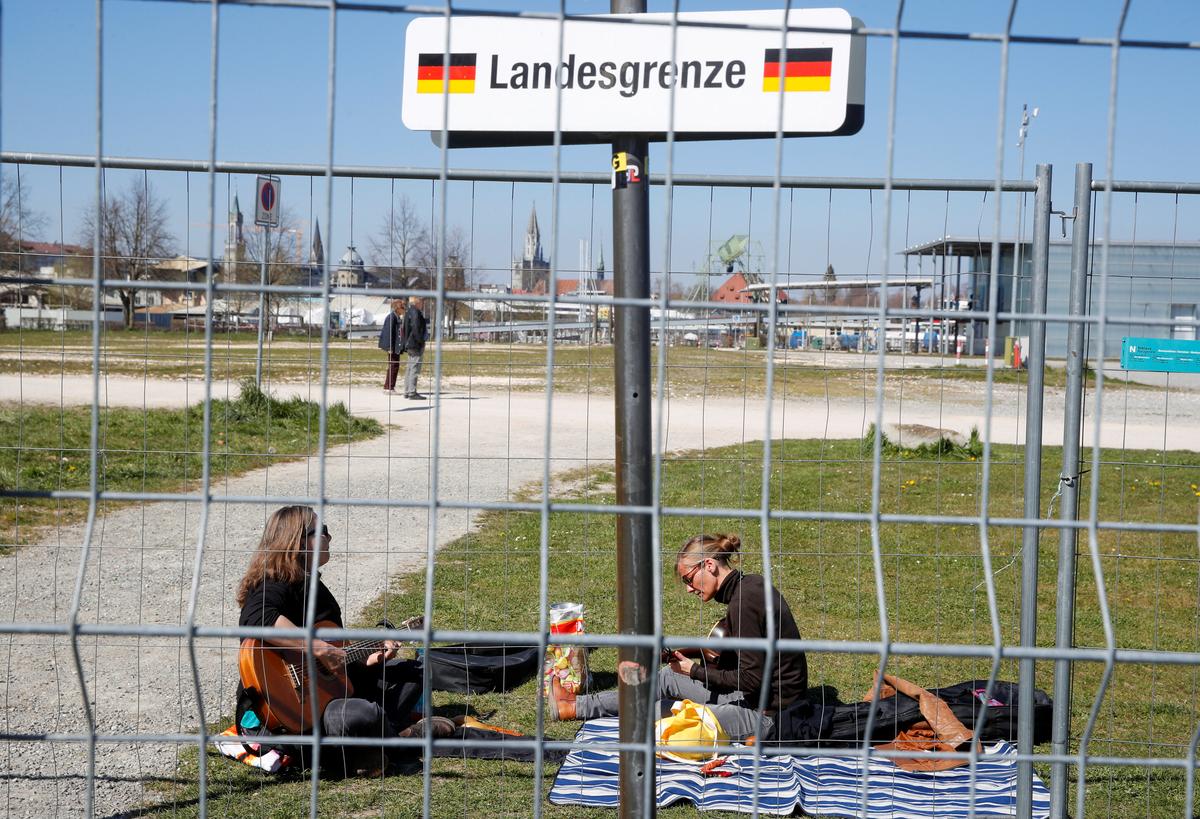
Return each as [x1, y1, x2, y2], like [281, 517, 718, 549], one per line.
[237, 576, 387, 708]
[239, 576, 342, 630]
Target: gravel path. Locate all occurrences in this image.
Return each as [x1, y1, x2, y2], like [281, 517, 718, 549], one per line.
[1, 372, 1196, 817]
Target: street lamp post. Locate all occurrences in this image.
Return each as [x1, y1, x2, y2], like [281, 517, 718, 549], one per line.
[1011, 104, 1038, 330]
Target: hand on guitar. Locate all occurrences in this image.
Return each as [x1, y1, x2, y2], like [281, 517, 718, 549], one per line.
[364, 640, 403, 668]
[313, 639, 349, 679]
[660, 619, 727, 673]
[666, 650, 696, 677]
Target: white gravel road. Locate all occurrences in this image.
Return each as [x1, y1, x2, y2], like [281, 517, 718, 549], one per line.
[1, 372, 1196, 817]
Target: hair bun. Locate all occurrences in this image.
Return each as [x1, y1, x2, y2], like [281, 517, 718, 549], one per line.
[723, 534, 741, 553]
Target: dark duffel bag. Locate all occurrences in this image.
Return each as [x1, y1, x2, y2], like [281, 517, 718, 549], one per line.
[768, 679, 1052, 746]
[421, 644, 540, 694]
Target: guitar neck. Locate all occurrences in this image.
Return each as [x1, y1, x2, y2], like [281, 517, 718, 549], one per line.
[341, 639, 387, 666]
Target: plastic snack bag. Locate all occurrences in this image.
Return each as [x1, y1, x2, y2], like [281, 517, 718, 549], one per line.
[655, 699, 729, 763]
[543, 602, 590, 697]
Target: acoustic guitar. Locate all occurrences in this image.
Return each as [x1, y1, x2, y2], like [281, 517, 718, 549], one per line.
[661, 619, 728, 665]
[239, 616, 423, 733]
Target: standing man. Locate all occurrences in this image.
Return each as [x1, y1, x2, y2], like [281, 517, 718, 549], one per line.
[402, 296, 429, 400]
[378, 298, 406, 393]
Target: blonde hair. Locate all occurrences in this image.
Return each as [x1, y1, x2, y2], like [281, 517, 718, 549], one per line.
[676, 533, 742, 571]
[236, 505, 318, 606]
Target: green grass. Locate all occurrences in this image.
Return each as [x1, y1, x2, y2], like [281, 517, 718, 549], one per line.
[144, 435, 1200, 817]
[0, 379, 383, 550]
[0, 327, 1125, 399]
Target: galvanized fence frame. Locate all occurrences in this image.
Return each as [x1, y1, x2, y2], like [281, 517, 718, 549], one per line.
[0, 2, 1199, 818]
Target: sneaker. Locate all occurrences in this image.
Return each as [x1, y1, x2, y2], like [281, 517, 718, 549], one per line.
[549, 676, 577, 721]
[406, 392, 426, 400]
[398, 716, 455, 739]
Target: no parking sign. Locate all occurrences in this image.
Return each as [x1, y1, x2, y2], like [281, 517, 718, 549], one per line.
[255, 175, 281, 227]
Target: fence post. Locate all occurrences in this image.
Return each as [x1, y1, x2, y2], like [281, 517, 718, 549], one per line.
[1049, 161, 1092, 819]
[1017, 163, 1053, 817]
[610, 0, 655, 814]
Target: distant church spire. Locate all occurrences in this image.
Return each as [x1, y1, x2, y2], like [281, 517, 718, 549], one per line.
[513, 202, 550, 292]
[596, 246, 605, 282]
[224, 191, 246, 280]
[229, 192, 244, 245]
[524, 204, 543, 264]
[311, 218, 325, 267]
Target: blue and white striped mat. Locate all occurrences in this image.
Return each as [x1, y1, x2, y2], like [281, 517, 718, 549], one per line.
[549, 718, 1051, 818]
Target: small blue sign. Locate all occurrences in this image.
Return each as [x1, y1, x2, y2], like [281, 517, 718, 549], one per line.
[1121, 336, 1200, 373]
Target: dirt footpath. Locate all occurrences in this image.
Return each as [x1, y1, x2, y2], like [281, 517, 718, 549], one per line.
[1, 373, 1196, 817]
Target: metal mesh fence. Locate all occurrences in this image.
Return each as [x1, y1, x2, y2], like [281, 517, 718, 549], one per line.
[1, 2, 1200, 817]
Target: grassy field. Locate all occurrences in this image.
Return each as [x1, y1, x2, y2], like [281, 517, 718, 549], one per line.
[0, 327, 1104, 400]
[0, 380, 383, 550]
[147, 435, 1200, 817]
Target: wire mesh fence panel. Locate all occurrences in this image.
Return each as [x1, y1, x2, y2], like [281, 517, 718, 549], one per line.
[1, 2, 1200, 818]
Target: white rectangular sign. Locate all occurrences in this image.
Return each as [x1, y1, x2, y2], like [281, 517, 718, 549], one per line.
[401, 8, 864, 147]
[255, 175, 281, 228]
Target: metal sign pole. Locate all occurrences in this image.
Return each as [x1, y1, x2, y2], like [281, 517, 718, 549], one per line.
[610, 5, 654, 819]
[254, 175, 279, 387]
[612, 142, 655, 819]
[255, 223, 268, 386]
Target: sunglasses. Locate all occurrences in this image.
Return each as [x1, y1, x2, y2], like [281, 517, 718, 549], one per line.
[304, 525, 331, 539]
[680, 561, 705, 589]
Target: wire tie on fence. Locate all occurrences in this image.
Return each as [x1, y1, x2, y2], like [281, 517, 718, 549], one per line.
[972, 469, 1088, 593]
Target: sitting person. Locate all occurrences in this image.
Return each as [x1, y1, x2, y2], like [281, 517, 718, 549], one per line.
[235, 505, 446, 775]
[549, 533, 808, 740]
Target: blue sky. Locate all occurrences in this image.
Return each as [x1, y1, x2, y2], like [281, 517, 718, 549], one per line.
[3, 0, 1199, 285]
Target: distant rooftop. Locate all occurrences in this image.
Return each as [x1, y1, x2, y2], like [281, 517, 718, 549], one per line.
[902, 236, 1200, 256]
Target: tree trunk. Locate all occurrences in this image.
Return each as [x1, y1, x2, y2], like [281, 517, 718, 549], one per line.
[120, 288, 134, 330]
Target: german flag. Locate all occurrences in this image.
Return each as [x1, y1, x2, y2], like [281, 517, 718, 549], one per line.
[762, 48, 832, 93]
[417, 53, 477, 94]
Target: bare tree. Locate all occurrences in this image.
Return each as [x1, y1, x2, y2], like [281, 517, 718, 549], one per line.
[416, 225, 475, 336]
[237, 207, 304, 325]
[0, 173, 48, 266]
[78, 178, 175, 329]
[369, 194, 428, 289]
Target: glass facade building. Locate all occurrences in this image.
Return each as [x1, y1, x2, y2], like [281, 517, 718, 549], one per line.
[902, 238, 1200, 358]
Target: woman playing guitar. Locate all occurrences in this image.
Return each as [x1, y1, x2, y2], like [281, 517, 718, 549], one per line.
[235, 505, 440, 775]
[549, 533, 808, 741]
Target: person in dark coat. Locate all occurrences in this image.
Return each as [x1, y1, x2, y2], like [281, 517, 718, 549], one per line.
[401, 297, 429, 400]
[378, 298, 406, 393]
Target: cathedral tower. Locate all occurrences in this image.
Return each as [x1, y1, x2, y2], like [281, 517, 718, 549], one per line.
[512, 203, 550, 292]
[223, 193, 246, 281]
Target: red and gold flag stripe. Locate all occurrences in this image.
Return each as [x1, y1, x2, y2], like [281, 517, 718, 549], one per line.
[416, 53, 477, 94]
[762, 47, 832, 93]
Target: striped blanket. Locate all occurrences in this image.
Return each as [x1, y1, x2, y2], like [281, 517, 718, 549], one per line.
[549, 718, 1050, 818]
